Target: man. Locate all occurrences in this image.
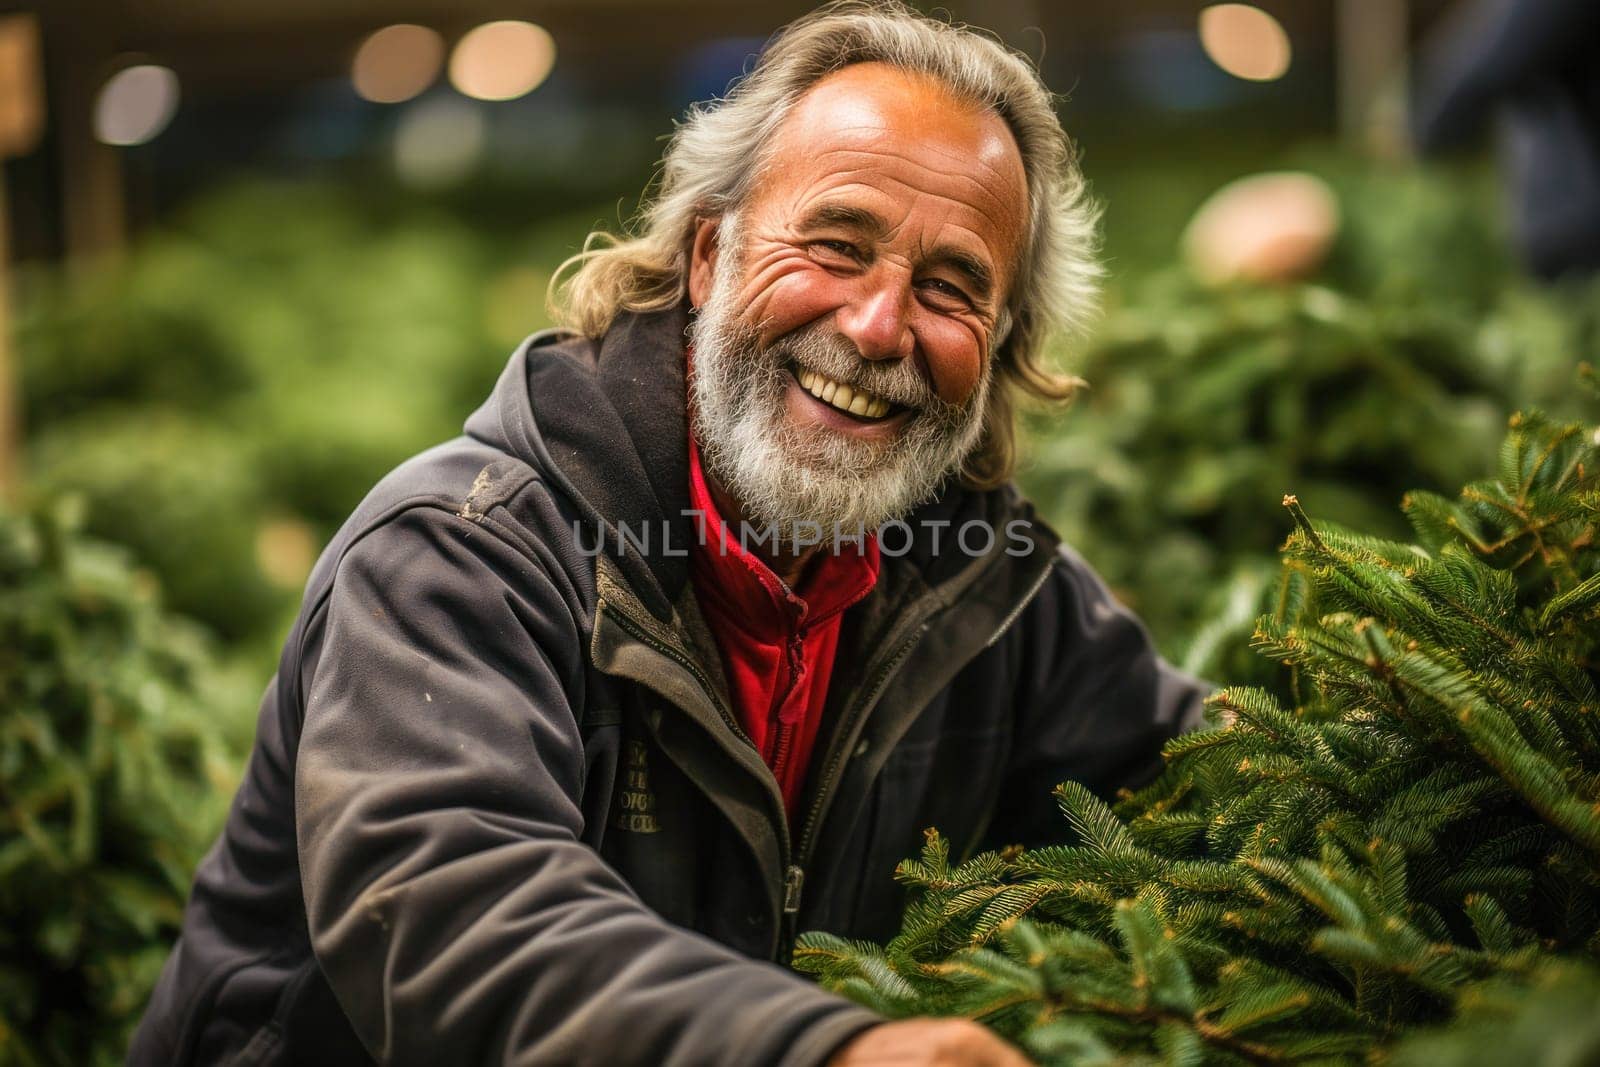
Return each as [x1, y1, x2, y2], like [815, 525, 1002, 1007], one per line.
[131, 3, 1206, 1064]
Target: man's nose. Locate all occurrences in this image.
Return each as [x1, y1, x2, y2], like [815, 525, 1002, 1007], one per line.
[836, 270, 913, 361]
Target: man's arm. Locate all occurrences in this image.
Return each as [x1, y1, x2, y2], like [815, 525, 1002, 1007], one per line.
[982, 544, 1212, 852]
[294, 503, 880, 1066]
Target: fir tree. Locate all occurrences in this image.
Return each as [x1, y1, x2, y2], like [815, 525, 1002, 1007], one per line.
[1386, 958, 1600, 1066]
[0, 500, 248, 1066]
[797, 412, 1600, 1064]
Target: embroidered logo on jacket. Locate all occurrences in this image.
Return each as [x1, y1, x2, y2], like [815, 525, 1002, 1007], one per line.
[611, 739, 661, 834]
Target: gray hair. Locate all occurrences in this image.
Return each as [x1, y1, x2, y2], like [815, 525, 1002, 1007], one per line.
[550, 0, 1099, 487]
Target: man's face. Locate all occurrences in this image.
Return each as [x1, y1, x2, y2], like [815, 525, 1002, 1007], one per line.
[688, 62, 1029, 539]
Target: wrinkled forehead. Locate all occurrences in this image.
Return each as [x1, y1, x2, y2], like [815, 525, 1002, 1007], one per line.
[796, 65, 1010, 144]
[755, 62, 1030, 275]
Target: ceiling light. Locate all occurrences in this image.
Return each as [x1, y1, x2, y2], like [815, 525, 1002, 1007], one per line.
[449, 21, 555, 102]
[94, 64, 180, 146]
[352, 24, 444, 104]
[1199, 4, 1291, 83]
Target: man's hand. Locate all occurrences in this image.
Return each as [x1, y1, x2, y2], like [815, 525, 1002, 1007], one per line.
[827, 1019, 1033, 1066]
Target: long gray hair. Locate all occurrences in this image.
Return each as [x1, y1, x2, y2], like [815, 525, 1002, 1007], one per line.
[549, 0, 1100, 488]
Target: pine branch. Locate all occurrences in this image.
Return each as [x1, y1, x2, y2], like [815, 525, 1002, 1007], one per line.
[800, 413, 1600, 1065]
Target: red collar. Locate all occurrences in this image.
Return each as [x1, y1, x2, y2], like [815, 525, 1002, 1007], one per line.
[686, 435, 880, 637]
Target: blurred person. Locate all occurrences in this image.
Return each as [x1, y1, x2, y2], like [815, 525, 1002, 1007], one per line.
[130, 3, 1206, 1065]
[1413, 0, 1600, 278]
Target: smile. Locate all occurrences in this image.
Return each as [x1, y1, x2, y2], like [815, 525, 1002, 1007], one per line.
[795, 368, 895, 420]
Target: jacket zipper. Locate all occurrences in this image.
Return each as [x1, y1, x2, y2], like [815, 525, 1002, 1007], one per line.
[606, 551, 1052, 962]
[783, 865, 805, 919]
[610, 598, 915, 963]
[984, 557, 1053, 649]
[604, 606, 796, 950]
[781, 553, 1055, 951]
[766, 634, 806, 785]
[609, 595, 921, 963]
[776, 615, 930, 957]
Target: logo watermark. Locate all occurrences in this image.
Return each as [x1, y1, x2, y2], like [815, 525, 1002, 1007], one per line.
[573, 513, 1037, 559]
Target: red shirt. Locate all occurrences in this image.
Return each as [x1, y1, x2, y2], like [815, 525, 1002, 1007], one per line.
[686, 437, 880, 822]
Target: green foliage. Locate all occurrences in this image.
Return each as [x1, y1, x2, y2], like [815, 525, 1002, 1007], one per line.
[13, 181, 590, 655]
[1385, 958, 1600, 1066]
[26, 413, 279, 644]
[1020, 164, 1597, 687]
[798, 412, 1600, 1064]
[0, 499, 250, 1066]
[4, 180, 599, 1058]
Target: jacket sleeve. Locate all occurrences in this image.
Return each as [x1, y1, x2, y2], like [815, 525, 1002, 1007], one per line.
[294, 504, 880, 1067]
[985, 544, 1213, 851]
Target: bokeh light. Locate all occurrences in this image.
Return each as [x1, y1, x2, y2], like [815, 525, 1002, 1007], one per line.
[1198, 4, 1291, 83]
[393, 95, 487, 187]
[352, 24, 444, 104]
[254, 516, 318, 590]
[1182, 171, 1339, 285]
[94, 64, 180, 146]
[449, 20, 556, 102]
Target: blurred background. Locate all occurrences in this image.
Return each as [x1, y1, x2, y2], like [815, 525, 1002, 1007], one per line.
[1, 1, 1598, 1062]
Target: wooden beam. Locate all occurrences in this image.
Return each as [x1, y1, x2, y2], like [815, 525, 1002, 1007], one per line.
[52, 28, 126, 264]
[1337, 0, 1412, 158]
[0, 162, 16, 502]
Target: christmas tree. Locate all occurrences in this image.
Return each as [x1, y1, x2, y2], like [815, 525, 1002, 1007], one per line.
[797, 411, 1600, 1064]
[0, 500, 248, 1066]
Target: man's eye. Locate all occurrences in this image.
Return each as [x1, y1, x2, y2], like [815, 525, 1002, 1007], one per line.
[918, 278, 973, 308]
[813, 240, 859, 259]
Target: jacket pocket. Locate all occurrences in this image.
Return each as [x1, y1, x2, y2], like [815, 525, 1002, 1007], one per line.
[165, 948, 280, 1067]
[220, 953, 313, 1067]
[239, 956, 373, 1067]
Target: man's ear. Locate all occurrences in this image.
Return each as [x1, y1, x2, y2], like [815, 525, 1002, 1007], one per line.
[687, 216, 721, 310]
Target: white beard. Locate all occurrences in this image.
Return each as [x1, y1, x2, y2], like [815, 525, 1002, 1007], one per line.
[687, 219, 992, 543]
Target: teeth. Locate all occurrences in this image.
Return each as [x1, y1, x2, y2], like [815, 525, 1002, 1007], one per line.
[797, 368, 891, 420]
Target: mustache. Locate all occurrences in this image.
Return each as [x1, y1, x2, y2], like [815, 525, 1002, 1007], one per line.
[764, 323, 961, 418]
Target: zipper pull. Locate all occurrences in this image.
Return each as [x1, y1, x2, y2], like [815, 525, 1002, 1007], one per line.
[776, 865, 807, 966]
[783, 865, 805, 915]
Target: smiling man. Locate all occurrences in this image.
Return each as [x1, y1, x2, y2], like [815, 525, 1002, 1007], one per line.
[132, 4, 1206, 1066]
[685, 61, 1018, 580]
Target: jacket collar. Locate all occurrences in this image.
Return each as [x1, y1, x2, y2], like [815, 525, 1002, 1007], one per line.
[465, 305, 696, 621]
